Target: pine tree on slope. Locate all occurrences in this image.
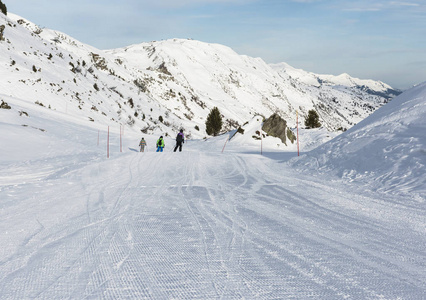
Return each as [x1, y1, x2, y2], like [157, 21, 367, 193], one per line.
[205, 107, 223, 136]
[0, 1, 7, 16]
[304, 109, 321, 129]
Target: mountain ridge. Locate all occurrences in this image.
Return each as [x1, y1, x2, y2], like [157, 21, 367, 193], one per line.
[1, 12, 401, 142]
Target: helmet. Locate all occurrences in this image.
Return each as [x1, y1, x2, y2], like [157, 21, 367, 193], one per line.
[180, 129, 183, 133]
[160, 136, 163, 138]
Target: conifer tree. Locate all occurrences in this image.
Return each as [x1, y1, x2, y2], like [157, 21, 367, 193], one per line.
[205, 106, 222, 136]
[0, 1, 7, 16]
[304, 109, 321, 129]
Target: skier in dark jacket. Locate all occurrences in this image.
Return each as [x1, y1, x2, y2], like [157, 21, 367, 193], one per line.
[174, 129, 185, 152]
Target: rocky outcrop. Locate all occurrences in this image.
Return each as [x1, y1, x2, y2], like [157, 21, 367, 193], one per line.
[262, 113, 296, 145]
[0, 25, 5, 41]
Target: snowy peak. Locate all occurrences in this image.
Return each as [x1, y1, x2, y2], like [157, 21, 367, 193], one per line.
[271, 63, 399, 98]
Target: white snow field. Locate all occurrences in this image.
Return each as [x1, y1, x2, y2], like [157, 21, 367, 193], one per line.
[0, 85, 425, 299]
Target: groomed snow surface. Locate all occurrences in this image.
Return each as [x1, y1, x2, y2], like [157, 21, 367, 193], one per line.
[0, 84, 425, 299]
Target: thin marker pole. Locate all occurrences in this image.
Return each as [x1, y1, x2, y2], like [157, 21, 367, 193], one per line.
[222, 137, 229, 153]
[297, 111, 300, 156]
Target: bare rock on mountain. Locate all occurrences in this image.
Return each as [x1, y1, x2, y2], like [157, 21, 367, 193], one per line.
[0, 24, 5, 41]
[262, 113, 296, 145]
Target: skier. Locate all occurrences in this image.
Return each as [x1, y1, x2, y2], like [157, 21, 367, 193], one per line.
[156, 136, 165, 152]
[139, 137, 147, 152]
[174, 129, 185, 152]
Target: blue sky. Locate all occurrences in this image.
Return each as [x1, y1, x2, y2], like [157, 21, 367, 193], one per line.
[6, 0, 426, 89]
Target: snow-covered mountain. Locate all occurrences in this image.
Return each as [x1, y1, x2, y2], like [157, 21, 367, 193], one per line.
[271, 62, 399, 99]
[0, 12, 400, 141]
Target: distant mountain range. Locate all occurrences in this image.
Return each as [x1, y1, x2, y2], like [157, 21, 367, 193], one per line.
[0, 13, 401, 140]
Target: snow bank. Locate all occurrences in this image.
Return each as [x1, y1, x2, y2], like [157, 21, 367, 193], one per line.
[290, 82, 426, 201]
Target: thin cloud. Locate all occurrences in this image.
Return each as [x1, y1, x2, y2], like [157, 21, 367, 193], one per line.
[339, 0, 424, 12]
[343, 7, 382, 12]
[188, 14, 217, 19]
[390, 1, 420, 6]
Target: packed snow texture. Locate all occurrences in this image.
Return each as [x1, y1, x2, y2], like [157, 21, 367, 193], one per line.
[0, 83, 425, 299]
[290, 82, 426, 201]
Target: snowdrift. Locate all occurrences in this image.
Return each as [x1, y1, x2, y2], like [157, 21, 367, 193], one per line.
[290, 82, 426, 201]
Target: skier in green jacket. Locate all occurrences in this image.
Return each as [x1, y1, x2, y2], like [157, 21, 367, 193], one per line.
[156, 136, 165, 152]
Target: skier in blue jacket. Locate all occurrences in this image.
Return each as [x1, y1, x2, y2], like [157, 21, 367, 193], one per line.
[174, 129, 185, 152]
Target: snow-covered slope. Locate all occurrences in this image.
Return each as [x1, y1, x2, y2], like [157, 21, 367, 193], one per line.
[290, 82, 426, 201]
[1, 12, 400, 144]
[0, 84, 424, 299]
[1, 13, 179, 138]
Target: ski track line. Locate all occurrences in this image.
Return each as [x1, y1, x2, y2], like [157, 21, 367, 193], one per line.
[0, 153, 146, 299]
[196, 155, 347, 298]
[191, 154, 234, 297]
[64, 153, 150, 299]
[181, 153, 290, 298]
[89, 153, 155, 299]
[192, 154, 421, 298]
[257, 171, 424, 296]
[183, 152, 424, 298]
[0, 172, 99, 283]
[107, 152, 203, 299]
[176, 153, 222, 299]
[196, 153, 257, 297]
[235, 155, 333, 298]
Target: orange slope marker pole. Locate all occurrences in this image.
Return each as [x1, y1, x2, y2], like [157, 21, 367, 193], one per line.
[297, 111, 300, 156]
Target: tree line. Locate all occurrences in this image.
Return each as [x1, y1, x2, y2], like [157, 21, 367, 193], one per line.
[205, 106, 321, 138]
